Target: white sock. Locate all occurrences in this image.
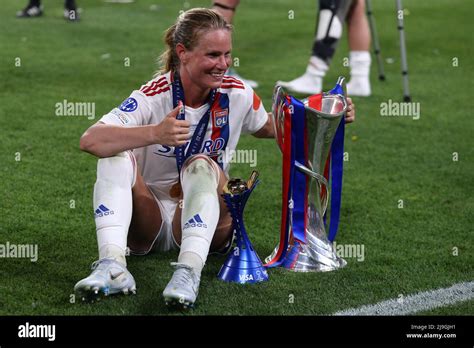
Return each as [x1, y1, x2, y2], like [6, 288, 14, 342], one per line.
[347, 51, 372, 96]
[306, 55, 329, 77]
[276, 56, 328, 94]
[178, 157, 220, 277]
[349, 51, 371, 78]
[94, 151, 136, 266]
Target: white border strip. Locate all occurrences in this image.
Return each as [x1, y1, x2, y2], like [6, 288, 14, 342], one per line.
[333, 281, 474, 316]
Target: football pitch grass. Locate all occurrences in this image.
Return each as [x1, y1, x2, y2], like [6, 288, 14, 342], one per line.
[0, 0, 472, 316]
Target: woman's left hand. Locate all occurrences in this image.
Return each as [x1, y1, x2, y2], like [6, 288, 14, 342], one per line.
[345, 97, 356, 124]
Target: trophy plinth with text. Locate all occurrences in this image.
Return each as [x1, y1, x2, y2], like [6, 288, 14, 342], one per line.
[218, 171, 269, 283]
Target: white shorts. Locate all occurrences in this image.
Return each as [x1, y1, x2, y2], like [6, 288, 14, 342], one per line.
[132, 154, 233, 255]
[144, 155, 223, 254]
[144, 183, 234, 256]
[147, 185, 180, 253]
[142, 182, 235, 255]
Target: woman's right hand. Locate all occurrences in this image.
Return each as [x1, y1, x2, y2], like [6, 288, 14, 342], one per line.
[153, 102, 191, 146]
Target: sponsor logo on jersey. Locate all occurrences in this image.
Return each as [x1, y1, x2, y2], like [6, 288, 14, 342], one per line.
[183, 214, 207, 230]
[111, 108, 130, 124]
[213, 109, 228, 127]
[94, 204, 114, 218]
[119, 98, 138, 112]
[153, 137, 226, 158]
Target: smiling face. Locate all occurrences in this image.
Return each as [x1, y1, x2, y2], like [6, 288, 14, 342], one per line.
[177, 29, 232, 92]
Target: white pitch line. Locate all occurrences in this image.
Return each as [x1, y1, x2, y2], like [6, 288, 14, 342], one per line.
[333, 281, 474, 316]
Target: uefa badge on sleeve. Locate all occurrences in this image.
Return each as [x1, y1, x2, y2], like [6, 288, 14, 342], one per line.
[119, 97, 138, 112]
[217, 171, 269, 284]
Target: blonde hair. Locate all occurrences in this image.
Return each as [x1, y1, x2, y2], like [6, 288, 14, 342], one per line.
[158, 8, 232, 74]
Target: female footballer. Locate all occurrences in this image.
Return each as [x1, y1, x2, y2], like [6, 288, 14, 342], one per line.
[74, 8, 356, 308]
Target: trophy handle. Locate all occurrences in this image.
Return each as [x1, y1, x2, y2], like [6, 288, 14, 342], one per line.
[294, 161, 328, 187]
[272, 85, 289, 153]
[294, 161, 329, 216]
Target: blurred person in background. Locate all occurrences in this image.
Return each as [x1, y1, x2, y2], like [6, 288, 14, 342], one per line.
[17, 0, 79, 21]
[278, 0, 372, 96]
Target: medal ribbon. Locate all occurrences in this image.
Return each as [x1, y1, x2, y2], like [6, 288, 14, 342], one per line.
[171, 71, 219, 173]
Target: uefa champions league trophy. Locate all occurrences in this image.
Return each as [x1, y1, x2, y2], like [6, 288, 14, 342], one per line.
[217, 171, 269, 284]
[265, 77, 348, 272]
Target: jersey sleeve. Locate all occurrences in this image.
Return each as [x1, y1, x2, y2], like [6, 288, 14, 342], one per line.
[241, 87, 269, 134]
[99, 90, 152, 127]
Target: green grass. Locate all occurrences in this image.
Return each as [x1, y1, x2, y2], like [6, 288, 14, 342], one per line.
[0, 0, 472, 316]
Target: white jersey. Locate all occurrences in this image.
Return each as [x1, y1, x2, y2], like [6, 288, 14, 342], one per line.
[99, 71, 268, 202]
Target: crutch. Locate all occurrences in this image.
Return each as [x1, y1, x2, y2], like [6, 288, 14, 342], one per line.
[396, 0, 411, 102]
[365, 0, 385, 81]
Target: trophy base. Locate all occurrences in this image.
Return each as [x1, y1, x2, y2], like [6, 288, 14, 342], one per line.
[218, 263, 269, 284]
[265, 240, 347, 272]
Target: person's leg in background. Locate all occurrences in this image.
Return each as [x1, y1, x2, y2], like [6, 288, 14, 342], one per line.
[17, 0, 43, 18]
[278, 0, 353, 95]
[346, 0, 371, 96]
[64, 0, 80, 21]
[278, 0, 372, 97]
[17, 0, 80, 21]
[212, 0, 239, 24]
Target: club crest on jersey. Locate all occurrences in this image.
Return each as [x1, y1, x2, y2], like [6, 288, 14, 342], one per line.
[213, 109, 228, 128]
[119, 98, 138, 112]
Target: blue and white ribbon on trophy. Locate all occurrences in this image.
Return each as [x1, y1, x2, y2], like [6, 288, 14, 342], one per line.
[326, 82, 346, 242]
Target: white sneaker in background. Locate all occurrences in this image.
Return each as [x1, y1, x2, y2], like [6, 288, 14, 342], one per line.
[16, 5, 43, 18]
[346, 77, 371, 97]
[276, 55, 328, 95]
[277, 72, 323, 95]
[347, 51, 372, 97]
